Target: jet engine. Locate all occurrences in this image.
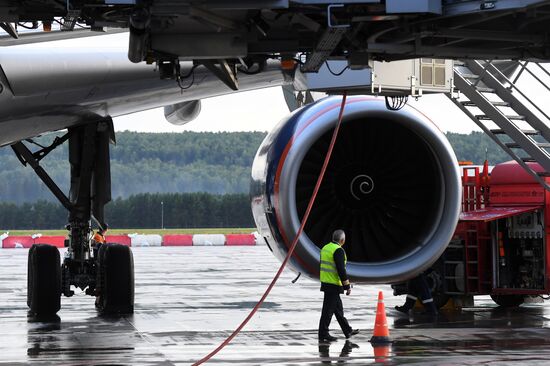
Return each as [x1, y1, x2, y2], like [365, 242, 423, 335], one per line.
[164, 100, 201, 125]
[251, 96, 461, 283]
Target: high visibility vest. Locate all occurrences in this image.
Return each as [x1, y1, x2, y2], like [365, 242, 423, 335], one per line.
[93, 232, 106, 244]
[320, 242, 347, 286]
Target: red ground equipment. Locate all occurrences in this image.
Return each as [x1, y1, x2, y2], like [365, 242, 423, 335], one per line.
[441, 160, 549, 307]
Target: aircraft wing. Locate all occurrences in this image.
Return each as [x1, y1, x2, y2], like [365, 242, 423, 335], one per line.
[0, 47, 291, 147]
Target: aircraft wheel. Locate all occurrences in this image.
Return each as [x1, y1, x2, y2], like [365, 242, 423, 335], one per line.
[96, 244, 134, 314]
[490, 294, 524, 307]
[27, 244, 61, 315]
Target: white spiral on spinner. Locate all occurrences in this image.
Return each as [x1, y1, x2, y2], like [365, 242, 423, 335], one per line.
[350, 174, 374, 200]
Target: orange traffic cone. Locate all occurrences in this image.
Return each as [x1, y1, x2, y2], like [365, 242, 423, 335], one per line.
[372, 344, 391, 363]
[370, 291, 392, 344]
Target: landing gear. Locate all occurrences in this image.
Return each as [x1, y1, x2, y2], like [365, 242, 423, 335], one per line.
[96, 244, 134, 314]
[14, 118, 134, 315]
[491, 294, 524, 307]
[27, 244, 61, 315]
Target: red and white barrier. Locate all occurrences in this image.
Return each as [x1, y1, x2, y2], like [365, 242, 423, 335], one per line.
[253, 231, 266, 245]
[162, 234, 193, 246]
[0, 232, 267, 248]
[192, 234, 225, 246]
[0, 233, 7, 248]
[2, 236, 34, 248]
[225, 234, 256, 246]
[129, 234, 162, 247]
[106, 235, 131, 246]
[35, 235, 65, 248]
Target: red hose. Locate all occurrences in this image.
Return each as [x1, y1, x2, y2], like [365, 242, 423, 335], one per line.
[192, 93, 348, 365]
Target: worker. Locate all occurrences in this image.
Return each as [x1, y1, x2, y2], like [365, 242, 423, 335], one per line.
[394, 272, 438, 315]
[92, 226, 108, 307]
[318, 229, 359, 342]
[92, 226, 108, 258]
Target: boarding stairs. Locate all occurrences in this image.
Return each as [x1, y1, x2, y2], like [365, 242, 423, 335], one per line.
[449, 60, 550, 190]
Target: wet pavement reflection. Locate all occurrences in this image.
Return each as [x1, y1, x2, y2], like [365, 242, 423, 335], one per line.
[2, 247, 550, 365]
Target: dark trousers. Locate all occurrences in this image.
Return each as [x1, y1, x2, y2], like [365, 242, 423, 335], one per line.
[402, 273, 437, 313]
[408, 274, 432, 302]
[318, 291, 352, 337]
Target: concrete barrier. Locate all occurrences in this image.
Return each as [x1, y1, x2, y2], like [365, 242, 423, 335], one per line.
[0, 233, 8, 248]
[106, 235, 131, 246]
[2, 236, 34, 248]
[162, 234, 193, 246]
[193, 234, 225, 246]
[253, 231, 266, 245]
[0, 232, 265, 248]
[129, 234, 162, 247]
[36, 235, 65, 248]
[225, 234, 256, 246]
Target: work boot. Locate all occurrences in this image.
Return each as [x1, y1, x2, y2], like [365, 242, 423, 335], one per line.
[319, 334, 338, 342]
[395, 296, 415, 314]
[423, 300, 438, 316]
[345, 329, 360, 338]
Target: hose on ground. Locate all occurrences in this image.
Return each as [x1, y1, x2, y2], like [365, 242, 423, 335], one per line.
[191, 93, 348, 365]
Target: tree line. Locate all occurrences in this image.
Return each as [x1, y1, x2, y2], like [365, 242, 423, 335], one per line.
[0, 131, 266, 204]
[0, 130, 518, 230]
[0, 193, 254, 230]
[0, 130, 511, 204]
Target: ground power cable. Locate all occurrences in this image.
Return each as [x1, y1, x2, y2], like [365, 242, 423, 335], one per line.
[192, 92, 348, 365]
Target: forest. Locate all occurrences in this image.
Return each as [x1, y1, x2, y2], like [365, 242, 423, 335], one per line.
[0, 193, 253, 230]
[0, 130, 511, 229]
[0, 131, 266, 204]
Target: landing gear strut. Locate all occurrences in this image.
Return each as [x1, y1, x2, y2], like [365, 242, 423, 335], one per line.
[13, 119, 135, 315]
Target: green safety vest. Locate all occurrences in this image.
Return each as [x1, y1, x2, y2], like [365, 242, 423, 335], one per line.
[320, 242, 347, 286]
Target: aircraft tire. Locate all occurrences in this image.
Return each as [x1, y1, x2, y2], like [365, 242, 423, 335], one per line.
[490, 294, 524, 307]
[27, 244, 61, 315]
[96, 244, 134, 314]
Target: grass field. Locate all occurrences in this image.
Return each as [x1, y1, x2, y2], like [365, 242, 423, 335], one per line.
[3, 228, 256, 236]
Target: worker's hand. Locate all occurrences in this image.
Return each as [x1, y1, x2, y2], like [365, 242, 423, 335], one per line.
[343, 280, 351, 295]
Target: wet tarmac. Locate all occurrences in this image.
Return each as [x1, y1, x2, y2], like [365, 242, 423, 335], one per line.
[2, 246, 550, 365]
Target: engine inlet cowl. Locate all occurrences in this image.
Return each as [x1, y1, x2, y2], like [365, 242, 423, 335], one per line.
[251, 96, 461, 283]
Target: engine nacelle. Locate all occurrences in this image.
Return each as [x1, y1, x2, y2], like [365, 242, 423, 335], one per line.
[164, 100, 201, 125]
[251, 96, 461, 283]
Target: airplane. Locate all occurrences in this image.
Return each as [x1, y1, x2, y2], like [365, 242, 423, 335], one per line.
[0, 0, 549, 316]
[0, 47, 290, 315]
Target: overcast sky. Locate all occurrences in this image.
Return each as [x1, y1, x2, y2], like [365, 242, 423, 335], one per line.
[13, 32, 480, 134]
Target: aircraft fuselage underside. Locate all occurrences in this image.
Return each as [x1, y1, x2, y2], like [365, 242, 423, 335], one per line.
[1, 1, 550, 66]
